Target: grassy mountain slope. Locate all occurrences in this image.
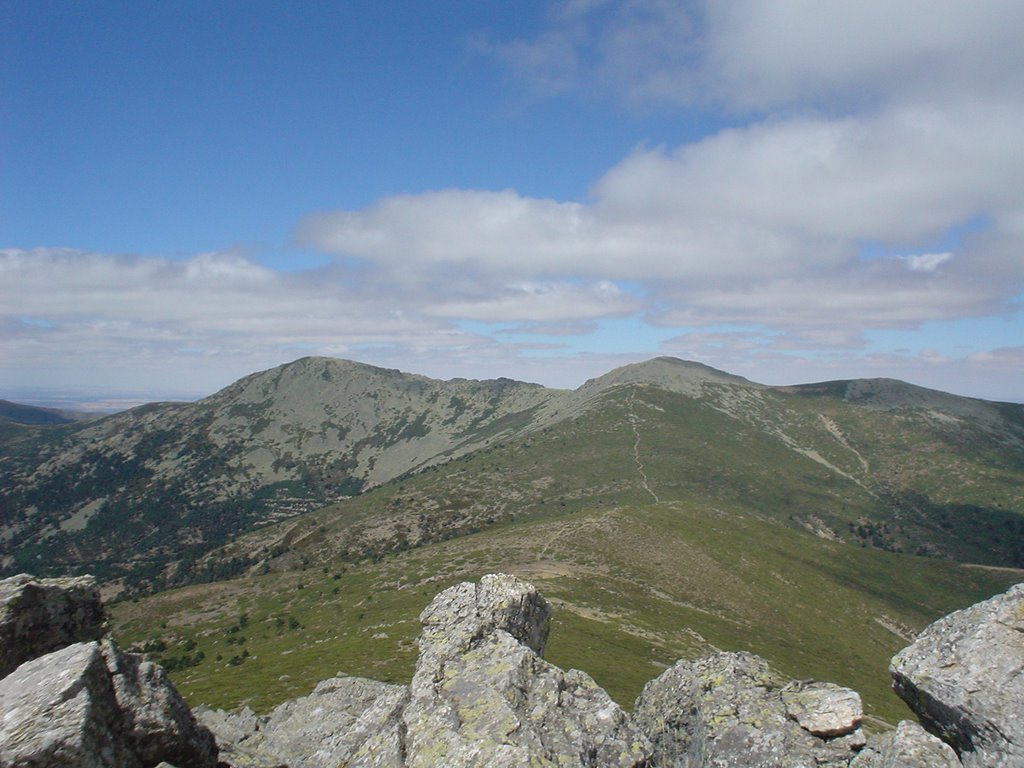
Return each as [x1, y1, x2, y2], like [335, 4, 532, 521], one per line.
[6, 356, 1020, 591]
[110, 499, 1020, 725]
[208, 366, 1024, 576]
[0, 357, 551, 587]
[108, 360, 1024, 726]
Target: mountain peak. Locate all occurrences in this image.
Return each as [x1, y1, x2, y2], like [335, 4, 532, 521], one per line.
[577, 356, 756, 398]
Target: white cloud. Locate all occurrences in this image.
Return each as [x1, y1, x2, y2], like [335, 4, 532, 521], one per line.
[484, 0, 1024, 109]
[595, 102, 1024, 245]
[298, 190, 590, 275]
[297, 101, 1024, 340]
[424, 279, 636, 322]
[294, 1, 1024, 396]
[902, 253, 953, 273]
[0, 248, 493, 394]
[704, 1, 1024, 109]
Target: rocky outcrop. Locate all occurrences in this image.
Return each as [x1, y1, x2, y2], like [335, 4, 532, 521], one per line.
[5, 572, 1024, 768]
[401, 574, 650, 767]
[0, 639, 217, 768]
[101, 639, 219, 768]
[197, 675, 407, 767]
[633, 652, 865, 767]
[0, 574, 217, 768]
[207, 574, 1021, 768]
[891, 583, 1024, 768]
[0, 572, 105, 678]
[851, 720, 961, 768]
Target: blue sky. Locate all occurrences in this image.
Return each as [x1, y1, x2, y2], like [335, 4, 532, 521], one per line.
[3, 1, 1023, 407]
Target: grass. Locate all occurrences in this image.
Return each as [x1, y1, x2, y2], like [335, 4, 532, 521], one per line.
[110, 497, 1020, 723]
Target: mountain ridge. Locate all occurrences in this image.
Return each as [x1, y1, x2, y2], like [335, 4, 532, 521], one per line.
[0, 399, 83, 426]
[2, 355, 1022, 594]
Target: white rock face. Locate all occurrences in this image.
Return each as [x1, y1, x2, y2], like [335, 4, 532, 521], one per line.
[0, 573, 105, 678]
[852, 720, 962, 768]
[891, 583, 1024, 768]
[0, 640, 217, 768]
[782, 681, 863, 737]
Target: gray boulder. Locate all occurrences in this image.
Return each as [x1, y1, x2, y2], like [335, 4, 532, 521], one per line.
[414, 572, 551, 670]
[0, 573, 105, 679]
[101, 639, 219, 768]
[197, 675, 407, 768]
[851, 720, 962, 768]
[404, 631, 648, 767]
[781, 681, 863, 738]
[401, 573, 651, 767]
[633, 651, 865, 767]
[0, 641, 138, 767]
[193, 705, 266, 766]
[0, 640, 217, 768]
[891, 583, 1024, 768]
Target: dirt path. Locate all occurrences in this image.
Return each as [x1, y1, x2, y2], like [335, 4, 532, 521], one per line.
[628, 391, 660, 503]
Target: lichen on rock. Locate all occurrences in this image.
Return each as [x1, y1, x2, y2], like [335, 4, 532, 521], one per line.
[891, 583, 1024, 768]
[633, 651, 866, 767]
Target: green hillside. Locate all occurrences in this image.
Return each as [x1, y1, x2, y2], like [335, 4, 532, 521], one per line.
[210, 378, 1024, 575]
[110, 500, 1019, 726]
[109, 371, 1024, 726]
[6, 358, 1022, 589]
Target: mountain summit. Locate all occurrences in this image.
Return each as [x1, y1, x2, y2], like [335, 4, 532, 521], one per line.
[582, 356, 756, 394]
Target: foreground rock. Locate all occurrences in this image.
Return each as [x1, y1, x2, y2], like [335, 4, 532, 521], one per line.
[0, 639, 217, 768]
[634, 651, 865, 767]
[402, 573, 650, 767]
[851, 720, 961, 768]
[0, 573, 105, 678]
[891, 583, 1024, 768]
[197, 675, 407, 767]
[0, 573, 217, 768]
[7, 572, 1024, 767]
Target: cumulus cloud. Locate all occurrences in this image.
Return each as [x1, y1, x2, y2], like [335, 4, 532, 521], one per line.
[298, 190, 590, 275]
[298, 102, 1024, 339]
[0, 248, 496, 394]
[0, 248, 641, 395]
[287, 1, 1024, 400]
[484, 0, 1024, 109]
[703, 1, 1024, 109]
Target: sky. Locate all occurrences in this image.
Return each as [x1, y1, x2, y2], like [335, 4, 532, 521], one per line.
[3, 1, 1023, 408]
